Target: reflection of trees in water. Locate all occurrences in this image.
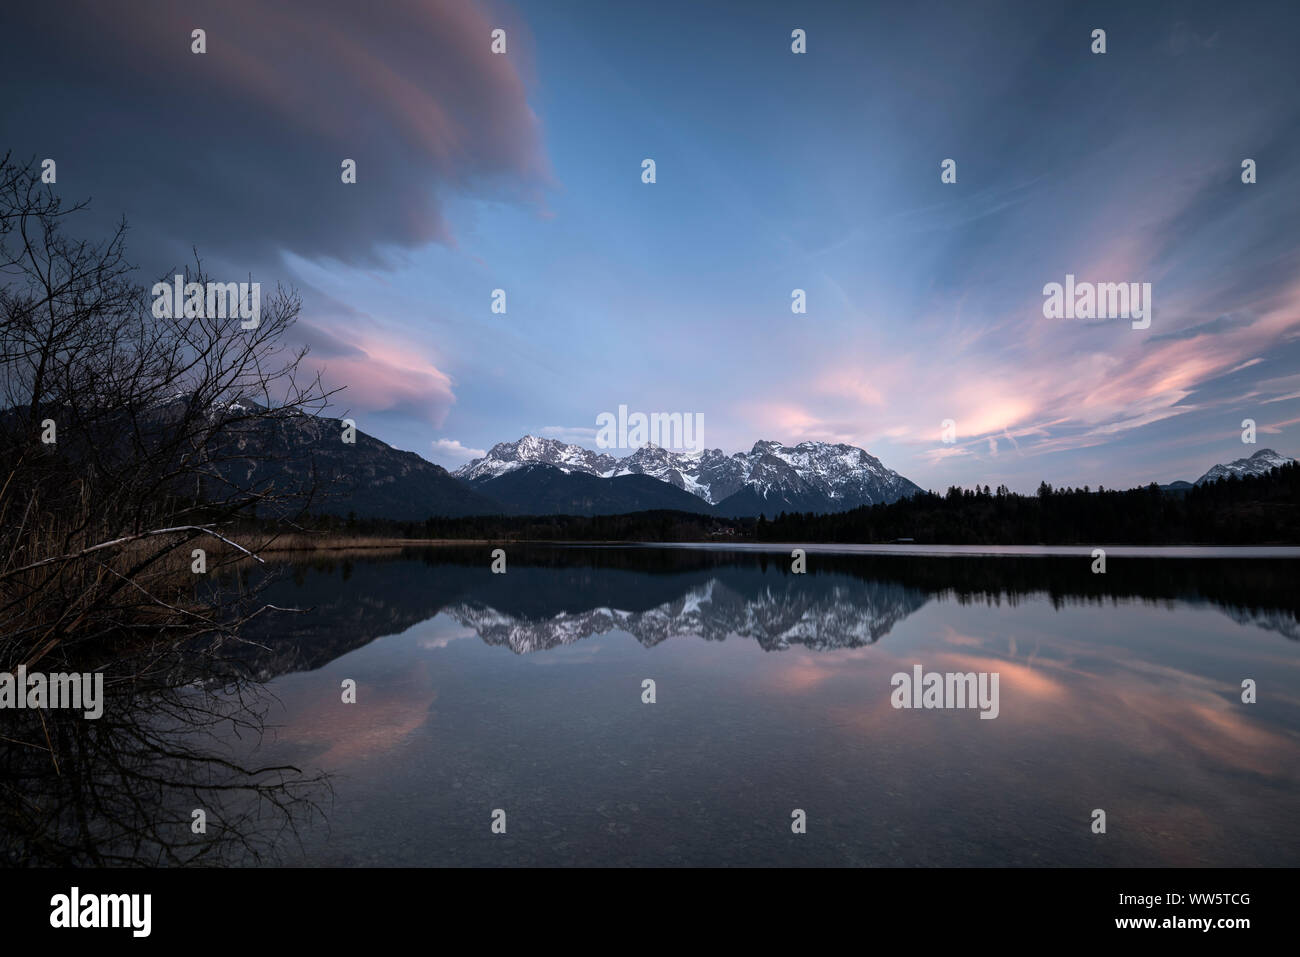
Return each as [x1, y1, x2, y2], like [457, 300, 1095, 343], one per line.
[258, 549, 1300, 660]
[0, 154, 337, 865]
[1, 639, 330, 867]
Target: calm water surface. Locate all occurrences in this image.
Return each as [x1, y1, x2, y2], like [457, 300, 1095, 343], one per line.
[225, 546, 1299, 867]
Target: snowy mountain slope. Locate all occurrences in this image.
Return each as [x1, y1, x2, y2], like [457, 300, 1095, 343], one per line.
[1194, 448, 1295, 485]
[454, 435, 923, 515]
[452, 435, 621, 482]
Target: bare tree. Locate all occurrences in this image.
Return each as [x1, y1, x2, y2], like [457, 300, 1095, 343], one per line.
[0, 154, 341, 662]
[0, 153, 338, 863]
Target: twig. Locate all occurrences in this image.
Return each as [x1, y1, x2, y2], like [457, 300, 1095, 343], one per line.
[0, 524, 265, 581]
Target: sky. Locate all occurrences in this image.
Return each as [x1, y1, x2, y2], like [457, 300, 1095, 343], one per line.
[3, 0, 1299, 492]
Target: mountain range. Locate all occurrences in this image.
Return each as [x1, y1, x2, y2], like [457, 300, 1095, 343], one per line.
[1160, 448, 1295, 492]
[205, 405, 499, 520]
[200, 407, 1295, 520]
[453, 435, 924, 517]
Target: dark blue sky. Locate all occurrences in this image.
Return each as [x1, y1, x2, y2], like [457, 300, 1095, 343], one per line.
[3, 0, 1298, 490]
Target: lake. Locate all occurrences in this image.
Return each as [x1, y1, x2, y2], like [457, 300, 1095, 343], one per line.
[208, 544, 1298, 867]
[11, 544, 1296, 867]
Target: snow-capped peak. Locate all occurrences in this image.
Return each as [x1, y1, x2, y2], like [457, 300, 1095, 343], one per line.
[1195, 448, 1295, 485]
[453, 435, 922, 511]
[452, 435, 620, 482]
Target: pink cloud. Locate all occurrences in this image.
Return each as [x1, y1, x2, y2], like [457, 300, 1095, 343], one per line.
[309, 332, 458, 426]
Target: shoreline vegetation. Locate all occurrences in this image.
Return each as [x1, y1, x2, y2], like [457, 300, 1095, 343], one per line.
[234, 533, 1300, 552]
[250, 460, 1300, 551]
[1, 156, 340, 865]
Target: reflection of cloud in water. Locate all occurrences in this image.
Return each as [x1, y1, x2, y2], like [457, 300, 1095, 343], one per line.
[751, 614, 1298, 830]
[415, 620, 479, 650]
[852, 622, 1298, 782]
[277, 659, 437, 768]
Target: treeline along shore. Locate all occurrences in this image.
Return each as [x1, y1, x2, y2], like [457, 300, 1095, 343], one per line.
[272, 462, 1300, 547]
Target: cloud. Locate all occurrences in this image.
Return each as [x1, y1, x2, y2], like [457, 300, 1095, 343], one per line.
[430, 439, 486, 467]
[295, 320, 369, 360]
[539, 426, 597, 443]
[1149, 313, 1255, 343]
[920, 446, 972, 465]
[1, 0, 552, 270]
[1261, 416, 1300, 434]
[313, 336, 457, 426]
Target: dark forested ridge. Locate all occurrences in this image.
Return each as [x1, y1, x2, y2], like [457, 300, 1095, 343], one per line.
[757, 462, 1300, 545]
[299, 462, 1300, 545]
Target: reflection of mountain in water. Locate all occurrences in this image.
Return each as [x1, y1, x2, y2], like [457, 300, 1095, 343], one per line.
[449, 577, 928, 654]
[228, 547, 1300, 681]
[1221, 605, 1300, 641]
